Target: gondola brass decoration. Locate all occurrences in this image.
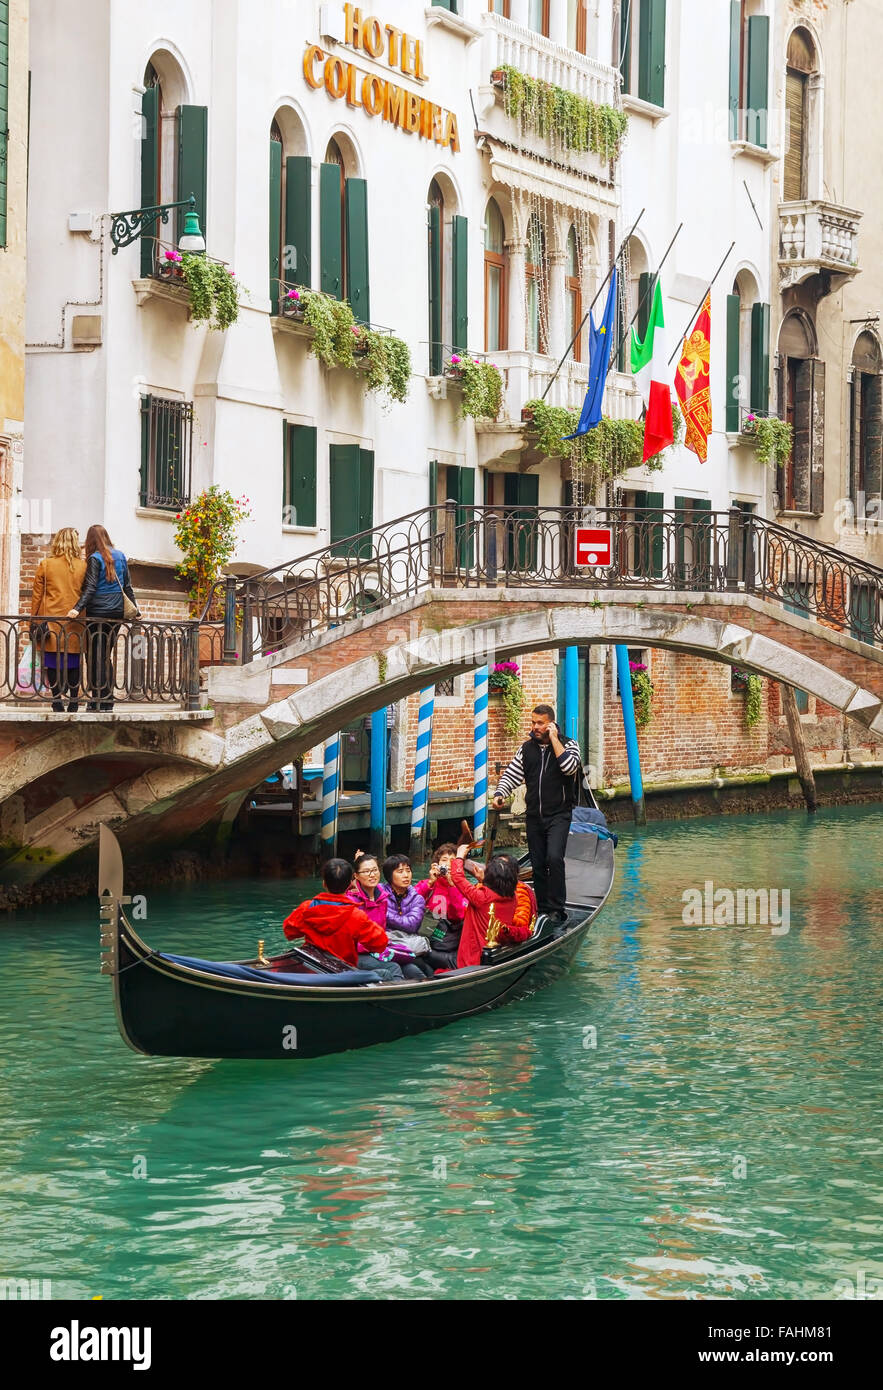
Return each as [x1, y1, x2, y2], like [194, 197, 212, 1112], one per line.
[485, 904, 502, 950]
[256, 940, 270, 967]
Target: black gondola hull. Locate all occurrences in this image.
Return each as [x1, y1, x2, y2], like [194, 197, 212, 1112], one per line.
[102, 828, 615, 1060]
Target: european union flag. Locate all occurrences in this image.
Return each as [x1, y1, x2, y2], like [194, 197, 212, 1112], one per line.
[563, 269, 618, 440]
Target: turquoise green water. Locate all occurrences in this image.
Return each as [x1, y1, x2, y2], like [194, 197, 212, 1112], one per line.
[0, 805, 881, 1301]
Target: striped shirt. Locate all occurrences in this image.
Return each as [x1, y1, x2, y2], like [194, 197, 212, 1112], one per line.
[494, 736, 582, 800]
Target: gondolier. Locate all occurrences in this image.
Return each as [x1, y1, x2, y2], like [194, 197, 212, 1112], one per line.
[492, 705, 582, 923]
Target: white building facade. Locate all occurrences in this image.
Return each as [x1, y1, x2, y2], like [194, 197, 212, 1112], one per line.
[22, 0, 645, 613]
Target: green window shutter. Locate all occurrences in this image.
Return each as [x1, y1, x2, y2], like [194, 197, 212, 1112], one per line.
[809, 358, 826, 515]
[620, 1, 632, 95]
[177, 105, 208, 246]
[635, 489, 664, 578]
[358, 449, 374, 558]
[745, 16, 769, 149]
[453, 464, 475, 568]
[345, 177, 370, 324]
[750, 302, 770, 413]
[674, 494, 687, 582]
[428, 203, 442, 375]
[693, 497, 712, 586]
[726, 293, 741, 432]
[639, 0, 666, 109]
[504, 473, 539, 570]
[728, 1, 742, 142]
[452, 215, 468, 354]
[140, 85, 160, 276]
[320, 162, 343, 299]
[330, 444, 361, 556]
[429, 458, 439, 506]
[638, 272, 652, 339]
[139, 395, 152, 507]
[269, 139, 282, 315]
[432, 0, 457, 10]
[286, 155, 312, 290]
[285, 423, 317, 528]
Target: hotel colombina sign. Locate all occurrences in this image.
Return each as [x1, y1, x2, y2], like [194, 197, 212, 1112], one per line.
[303, 4, 460, 152]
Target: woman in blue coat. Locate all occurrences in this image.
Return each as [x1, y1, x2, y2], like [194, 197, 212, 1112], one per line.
[68, 524, 139, 710]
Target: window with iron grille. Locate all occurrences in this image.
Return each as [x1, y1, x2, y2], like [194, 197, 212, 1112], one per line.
[435, 676, 455, 696]
[139, 395, 193, 510]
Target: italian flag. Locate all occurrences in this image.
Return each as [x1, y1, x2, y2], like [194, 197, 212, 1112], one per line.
[630, 279, 674, 462]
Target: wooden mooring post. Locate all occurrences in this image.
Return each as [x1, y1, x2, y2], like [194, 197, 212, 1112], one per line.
[780, 682, 818, 813]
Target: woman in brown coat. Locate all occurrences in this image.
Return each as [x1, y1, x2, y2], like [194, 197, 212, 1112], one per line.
[31, 528, 87, 711]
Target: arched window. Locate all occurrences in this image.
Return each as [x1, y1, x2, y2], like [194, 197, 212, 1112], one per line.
[319, 137, 369, 319]
[850, 332, 883, 510]
[785, 28, 816, 201]
[428, 179, 445, 374]
[566, 227, 582, 363]
[269, 113, 311, 312]
[526, 214, 547, 355]
[484, 199, 507, 353]
[141, 55, 207, 278]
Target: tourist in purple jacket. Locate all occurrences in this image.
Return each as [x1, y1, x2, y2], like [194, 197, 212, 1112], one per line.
[382, 854, 434, 976]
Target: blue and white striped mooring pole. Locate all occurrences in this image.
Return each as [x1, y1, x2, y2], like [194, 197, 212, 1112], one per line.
[473, 664, 489, 842]
[615, 645, 647, 825]
[320, 733, 341, 859]
[409, 685, 435, 859]
[369, 707, 388, 857]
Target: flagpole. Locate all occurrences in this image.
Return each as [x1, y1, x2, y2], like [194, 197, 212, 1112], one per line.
[540, 208, 645, 402]
[667, 241, 736, 367]
[606, 221, 684, 381]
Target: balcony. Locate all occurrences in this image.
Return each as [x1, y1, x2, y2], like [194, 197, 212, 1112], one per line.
[132, 239, 232, 313]
[481, 10, 618, 109]
[778, 201, 862, 293]
[477, 10, 622, 198]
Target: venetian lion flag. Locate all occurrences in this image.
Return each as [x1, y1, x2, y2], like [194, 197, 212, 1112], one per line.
[675, 293, 712, 462]
[630, 279, 674, 462]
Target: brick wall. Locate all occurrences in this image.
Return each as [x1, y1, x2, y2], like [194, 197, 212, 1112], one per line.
[18, 536, 189, 620]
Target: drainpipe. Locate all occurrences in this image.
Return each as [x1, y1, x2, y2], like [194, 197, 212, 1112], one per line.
[369, 708, 388, 856]
[615, 644, 646, 824]
[410, 685, 435, 859]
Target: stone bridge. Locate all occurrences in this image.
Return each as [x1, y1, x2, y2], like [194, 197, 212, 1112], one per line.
[2, 584, 883, 893]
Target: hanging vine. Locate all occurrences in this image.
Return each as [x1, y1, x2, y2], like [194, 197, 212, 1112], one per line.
[522, 397, 683, 499]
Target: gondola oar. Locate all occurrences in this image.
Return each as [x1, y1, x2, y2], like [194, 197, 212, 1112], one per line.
[484, 806, 500, 864]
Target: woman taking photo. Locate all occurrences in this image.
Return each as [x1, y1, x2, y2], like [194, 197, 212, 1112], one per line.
[31, 527, 86, 712]
[68, 525, 139, 710]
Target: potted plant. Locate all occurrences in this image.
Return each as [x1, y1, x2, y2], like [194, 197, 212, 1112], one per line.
[488, 660, 524, 738]
[173, 487, 253, 665]
[732, 669, 763, 728]
[445, 355, 504, 421]
[180, 254, 241, 330]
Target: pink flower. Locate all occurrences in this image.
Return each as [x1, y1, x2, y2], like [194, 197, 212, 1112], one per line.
[450, 354, 461, 365]
[473, 358, 480, 365]
[286, 289, 299, 300]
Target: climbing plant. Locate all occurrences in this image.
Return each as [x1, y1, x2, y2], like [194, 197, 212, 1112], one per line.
[354, 326, 412, 406]
[496, 66, 629, 160]
[629, 660, 654, 729]
[488, 661, 525, 739]
[522, 397, 683, 495]
[753, 416, 793, 471]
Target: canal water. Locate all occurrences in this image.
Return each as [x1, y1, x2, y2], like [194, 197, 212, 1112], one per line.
[0, 805, 880, 1301]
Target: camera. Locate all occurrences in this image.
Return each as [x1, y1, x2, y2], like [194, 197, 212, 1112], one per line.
[438, 864, 449, 876]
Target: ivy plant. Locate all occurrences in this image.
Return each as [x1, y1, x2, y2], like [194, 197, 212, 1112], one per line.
[181, 255, 241, 331]
[354, 326, 412, 406]
[497, 66, 629, 160]
[448, 355, 504, 421]
[522, 397, 683, 486]
[294, 290, 411, 404]
[733, 670, 763, 728]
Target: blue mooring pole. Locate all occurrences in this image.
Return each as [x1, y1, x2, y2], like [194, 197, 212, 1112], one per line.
[615, 645, 647, 825]
[409, 686, 435, 859]
[369, 707, 388, 857]
[564, 646, 580, 743]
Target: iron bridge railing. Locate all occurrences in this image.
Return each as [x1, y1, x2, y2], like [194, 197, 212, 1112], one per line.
[206, 505, 883, 662]
[0, 617, 203, 709]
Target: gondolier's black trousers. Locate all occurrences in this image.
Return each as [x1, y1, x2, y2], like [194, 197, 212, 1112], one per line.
[526, 810, 572, 914]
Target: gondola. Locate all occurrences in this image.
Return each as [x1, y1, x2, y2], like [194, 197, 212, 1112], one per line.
[98, 817, 616, 1060]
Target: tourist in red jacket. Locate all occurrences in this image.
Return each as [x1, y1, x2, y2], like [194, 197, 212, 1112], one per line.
[450, 847, 535, 967]
[284, 858, 395, 970]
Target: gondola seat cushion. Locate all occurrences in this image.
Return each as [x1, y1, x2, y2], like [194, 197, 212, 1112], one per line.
[159, 953, 381, 986]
